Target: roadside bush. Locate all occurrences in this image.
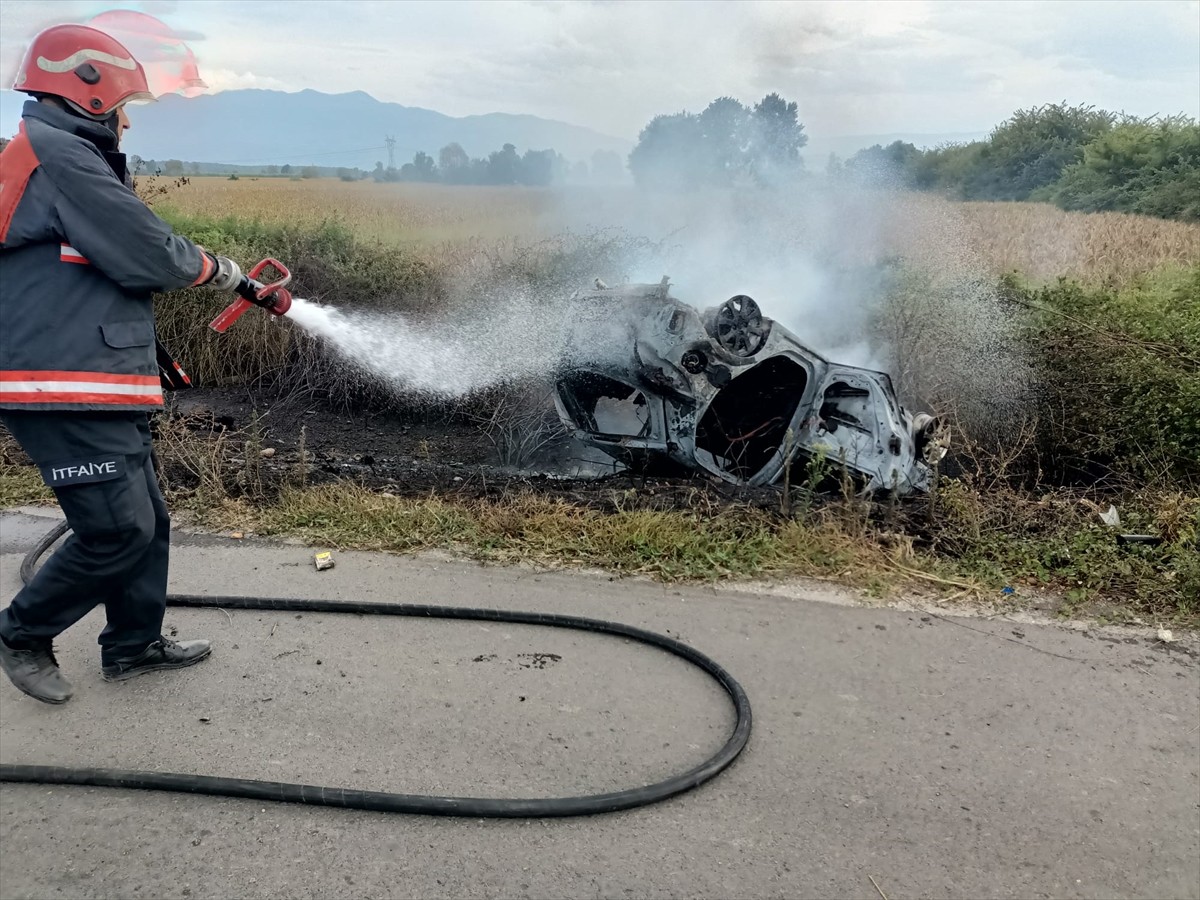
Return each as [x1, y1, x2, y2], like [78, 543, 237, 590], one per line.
[1006, 265, 1200, 487]
[933, 480, 1199, 618]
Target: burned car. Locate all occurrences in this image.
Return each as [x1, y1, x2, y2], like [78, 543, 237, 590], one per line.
[552, 278, 946, 495]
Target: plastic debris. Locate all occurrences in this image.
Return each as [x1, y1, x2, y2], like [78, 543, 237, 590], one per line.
[1099, 505, 1121, 527]
[314, 551, 335, 571]
[1117, 534, 1163, 546]
[1157, 627, 1176, 643]
[1001, 586, 1015, 595]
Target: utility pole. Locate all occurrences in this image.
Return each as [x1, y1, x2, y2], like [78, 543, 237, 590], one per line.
[385, 135, 396, 170]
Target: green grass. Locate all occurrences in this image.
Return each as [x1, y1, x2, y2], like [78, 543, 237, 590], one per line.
[2, 453, 1195, 622]
[934, 480, 1199, 620]
[220, 484, 1200, 622]
[251, 485, 894, 584]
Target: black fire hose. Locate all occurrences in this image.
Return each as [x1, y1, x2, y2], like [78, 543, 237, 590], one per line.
[1, 520, 752, 817]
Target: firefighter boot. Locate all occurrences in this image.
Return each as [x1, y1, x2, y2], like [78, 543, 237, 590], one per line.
[0, 636, 74, 704]
[102, 636, 212, 682]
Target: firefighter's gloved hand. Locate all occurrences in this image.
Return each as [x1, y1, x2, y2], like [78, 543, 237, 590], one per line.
[203, 254, 243, 292]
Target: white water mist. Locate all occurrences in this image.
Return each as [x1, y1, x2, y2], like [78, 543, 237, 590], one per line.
[283, 294, 575, 398]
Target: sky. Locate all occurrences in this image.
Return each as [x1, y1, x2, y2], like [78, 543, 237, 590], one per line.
[0, 0, 1196, 142]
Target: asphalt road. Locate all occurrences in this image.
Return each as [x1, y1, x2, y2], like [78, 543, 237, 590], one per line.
[1, 507, 1197, 900]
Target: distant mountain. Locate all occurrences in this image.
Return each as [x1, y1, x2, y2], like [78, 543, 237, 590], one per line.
[0, 88, 632, 169]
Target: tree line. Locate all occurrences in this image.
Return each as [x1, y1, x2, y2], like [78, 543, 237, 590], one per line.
[131, 147, 627, 186]
[372, 144, 625, 186]
[833, 103, 1200, 222]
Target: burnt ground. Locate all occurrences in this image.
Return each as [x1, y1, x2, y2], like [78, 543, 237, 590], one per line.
[160, 386, 793, 515]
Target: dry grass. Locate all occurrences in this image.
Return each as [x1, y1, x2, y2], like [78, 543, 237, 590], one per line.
[238, 483, 960, 591]
[161, 177, 1200, 286]
[157, 178, 559, 245]
[954, 200, 1200, 284]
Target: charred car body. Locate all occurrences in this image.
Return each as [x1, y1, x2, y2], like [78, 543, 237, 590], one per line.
[552, 278, 946, 494]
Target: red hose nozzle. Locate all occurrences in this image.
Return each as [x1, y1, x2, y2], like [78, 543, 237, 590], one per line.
[209, 258, 293, 332]
[264, 288, 292, 317]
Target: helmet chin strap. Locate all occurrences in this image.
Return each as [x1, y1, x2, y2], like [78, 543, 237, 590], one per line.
[58, 97, 121, 138]
[60, 97, 117, 122]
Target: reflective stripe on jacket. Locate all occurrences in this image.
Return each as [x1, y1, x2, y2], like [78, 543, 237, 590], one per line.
[0, 100, 210, 412]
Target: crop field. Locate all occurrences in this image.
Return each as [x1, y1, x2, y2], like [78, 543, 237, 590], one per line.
[157, 176, 1200, 285]
[152, 178, 559, 244]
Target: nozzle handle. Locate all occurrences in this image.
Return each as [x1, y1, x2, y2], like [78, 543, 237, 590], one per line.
[209, 258, 294, 332]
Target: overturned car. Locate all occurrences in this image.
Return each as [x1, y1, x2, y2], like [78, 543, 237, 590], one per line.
[552, 278, 947, 495]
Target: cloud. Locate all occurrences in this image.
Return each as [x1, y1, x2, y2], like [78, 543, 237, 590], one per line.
[1, 0, 1196, 140]
[199, 67, 290, 92]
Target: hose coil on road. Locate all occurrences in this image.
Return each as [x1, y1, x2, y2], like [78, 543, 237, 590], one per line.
[0, 520, 752, 817]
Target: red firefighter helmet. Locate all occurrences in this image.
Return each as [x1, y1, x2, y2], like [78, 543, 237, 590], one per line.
[12, 24, 153, 118]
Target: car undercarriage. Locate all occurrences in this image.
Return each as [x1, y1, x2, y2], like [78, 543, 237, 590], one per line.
[552, 278, 947, 494]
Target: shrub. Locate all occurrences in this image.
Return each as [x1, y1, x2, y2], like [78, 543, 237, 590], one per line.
[1008, 265, 1200, 486]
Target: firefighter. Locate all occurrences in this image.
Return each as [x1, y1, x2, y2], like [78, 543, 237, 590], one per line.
[0, 24, 244, 703]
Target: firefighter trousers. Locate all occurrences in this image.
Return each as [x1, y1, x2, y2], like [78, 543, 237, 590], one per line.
[0, 410, 169, 664]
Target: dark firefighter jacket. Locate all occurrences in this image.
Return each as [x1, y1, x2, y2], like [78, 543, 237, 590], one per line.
[0, 100, 214, 411]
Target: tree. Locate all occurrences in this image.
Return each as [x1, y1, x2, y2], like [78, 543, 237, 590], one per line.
[962, 102, 1115, 200]
[162, 159, 184, 176]
[628, 93, 807, 189]
[486, 143, 520, 184]
[910, 141, 987, 192]
[467, 157, 490, 184]
[300, 165, 319, 179]
[697, 97, 752, 185]
[1044, 116, 1200, 221]
[280, 164, 292, 175]
[518, 148, 557, 186]
[552, 151, 571, 184]
[265, 165, 279, 176]
[845, 140, 922, 187]
[748, 92, 806, 182]
[628, 112, 706, 188]
[438, 143, 470, 184]
[399, 151, 437, 182]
